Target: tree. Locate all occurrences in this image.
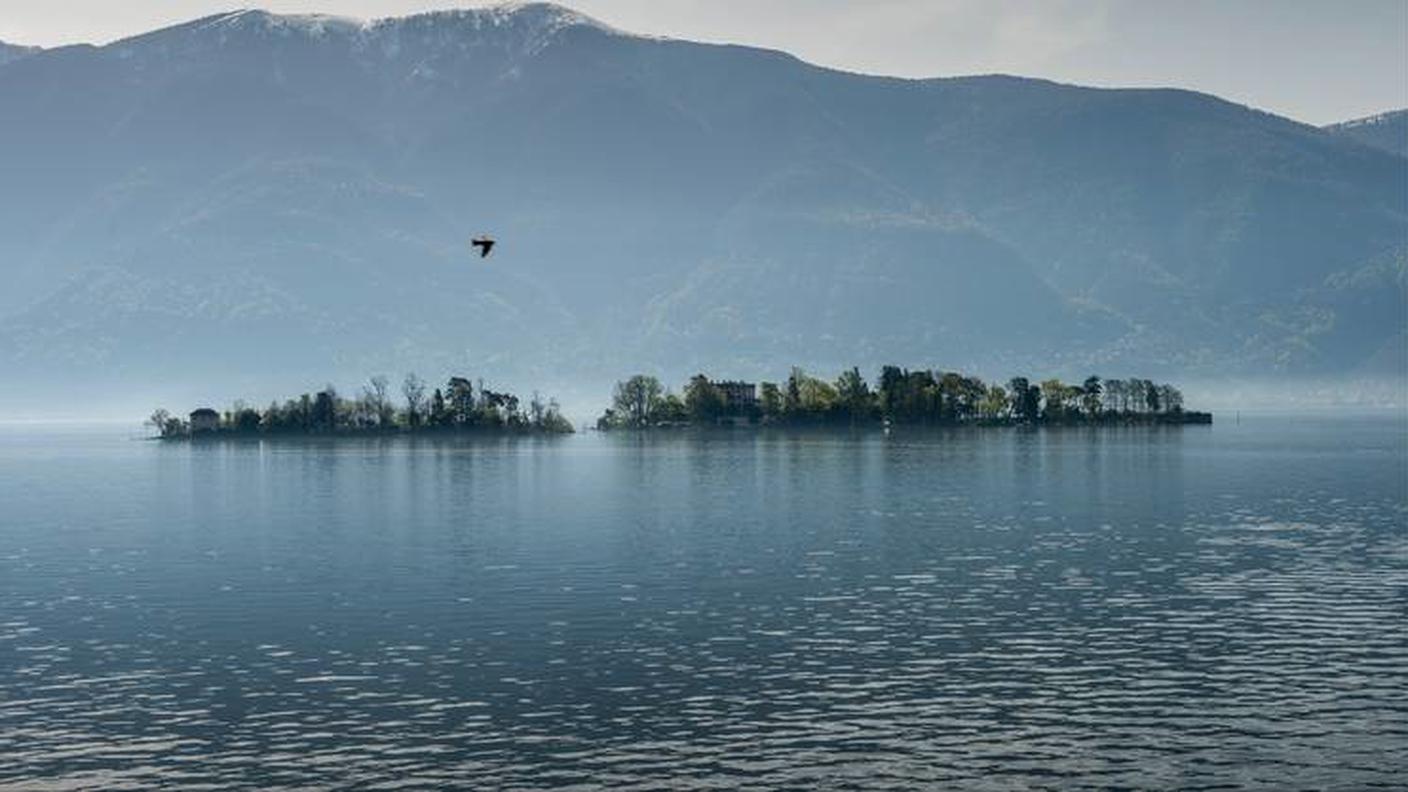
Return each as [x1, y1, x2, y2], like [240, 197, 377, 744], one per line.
[402, 373, 427, 427]
[1081, 375, 1103, 417]
[312, 387, 338, 431]
[261, 402, 281, 431]
[957, 376, 987, 422]
[612, 375, 664, 427]
[146, 409, 172, 438]
[759, 382, 783, 420]
[655, 392, 688, 423]
[979, 385, 1010, 420]
[231, 402, 261, 433]
[477, 389, 506, 426]
[476, 389, 519, 426]
[1158, 384, 1183, 413]
[684, 374, 724, 423]
[1143, 378, 1160, 413]
[537, 397, 571, 434]
[878, 366, 906, 418]
[447, 377, 476, 425]
[797, 373, 838, 417]
[835, 367, 872, 422]
[1127, 379, 1148, 413]
[528, 390, 546, 427]
[541, 399, 573, 433]
[361, 375, 393, 428]
[147, 408, 188, 438]
[429, 388, 448, 426]
[903, 370, 939, 422]
[938, 371, 967, 422]
[785, 368, 803, 414]
[1040, 379, 1077, 420]
[1008, 377, 1040, 422]
[1104, 379, 1127, 413]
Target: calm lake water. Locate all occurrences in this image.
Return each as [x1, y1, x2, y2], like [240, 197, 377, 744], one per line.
[1, 414, 1405, 790]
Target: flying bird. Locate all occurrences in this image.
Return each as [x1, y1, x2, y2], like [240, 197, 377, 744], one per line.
[471, 236, 496, 258]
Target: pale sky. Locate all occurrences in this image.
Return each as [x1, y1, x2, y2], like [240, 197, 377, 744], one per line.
[1, 0, 1403, 125]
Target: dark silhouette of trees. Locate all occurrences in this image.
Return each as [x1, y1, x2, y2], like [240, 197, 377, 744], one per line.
[759, 382, 783, 420]
[1159, 384, 1184, 412]
[836, 367, 873, 423]
[684, 374, 725, 423]
[146, 409, 170, 436]
[366, 376, 394, 428]
[1104, 379, 1126, 412]
[1007, 377, 1041, 422]
[600, 375, 702, 429]
[1128, 379, 1149, 414]
[538, 398, 572, 433]
[402, 374, 427, 428]
[878, 367, 903, 417]
[785, 369, 803, 414]
[1041, 379, 1081, 420]
[1081, 376, 1103, 416]
[429, 388, 447, 426]
[312, 387, 338, 432]
[594, 367, 1205, 430]
[232, 404, 261, 433]
[148, 373, 572, 438]
[979, 385, 1010, 420]
[1143, 379, 1161, 413]
[446, 377, 475, 426]
[876, 367, 939, 424]
[613, 375, 664, 427]
[146, 409, 185, 438]
[792, 370, 838, 418]
[657, 391, 688, 423]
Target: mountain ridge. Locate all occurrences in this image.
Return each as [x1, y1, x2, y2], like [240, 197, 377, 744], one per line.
[0, 40, 41, 66]
[1324, 109, 1408, 159]
[0, 4, 1403, 413]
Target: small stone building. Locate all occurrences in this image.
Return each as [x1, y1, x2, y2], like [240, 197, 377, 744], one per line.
[189, 408, 220, 434]
[715, 381, 757, 412]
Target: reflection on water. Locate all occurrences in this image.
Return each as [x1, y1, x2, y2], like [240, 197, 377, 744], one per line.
[1, 417, 1405, 789]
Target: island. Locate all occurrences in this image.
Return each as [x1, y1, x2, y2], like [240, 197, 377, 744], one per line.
[597, 367, 1211, 429]
[147, 374, 573, 438]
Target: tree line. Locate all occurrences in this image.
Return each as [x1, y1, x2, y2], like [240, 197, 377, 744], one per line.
[597, 368, 1207, 429]
[148, 374, 573, 438]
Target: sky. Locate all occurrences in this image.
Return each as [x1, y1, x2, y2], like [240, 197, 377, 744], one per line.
[0, 0, 1404, 125]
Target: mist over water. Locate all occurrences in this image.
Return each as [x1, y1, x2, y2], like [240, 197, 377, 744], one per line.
[1, 415, 1404, 789]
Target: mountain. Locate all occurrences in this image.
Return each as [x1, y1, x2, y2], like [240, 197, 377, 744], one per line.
[1324, 109, 1408, 159]
[0, 40, 40, 66]
[0, 4, 1404, 413]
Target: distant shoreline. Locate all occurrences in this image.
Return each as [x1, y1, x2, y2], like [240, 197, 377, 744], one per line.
[148, 413, 1214, 442]
[597, 412, 1213, 432]
[150, 425, 576, 442]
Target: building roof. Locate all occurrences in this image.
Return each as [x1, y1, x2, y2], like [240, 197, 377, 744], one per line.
[190, 408, 219, 418]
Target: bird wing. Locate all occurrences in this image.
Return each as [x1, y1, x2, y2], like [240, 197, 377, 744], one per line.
[469, 237, 495, 257]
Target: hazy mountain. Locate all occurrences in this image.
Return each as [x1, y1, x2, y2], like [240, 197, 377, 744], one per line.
[0, 41, 40, 66]
[0, 4, 1404, 413]
[1324, 109, 1408, 159]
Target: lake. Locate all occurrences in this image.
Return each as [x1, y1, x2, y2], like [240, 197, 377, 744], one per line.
[1, 414, 1404, 789]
